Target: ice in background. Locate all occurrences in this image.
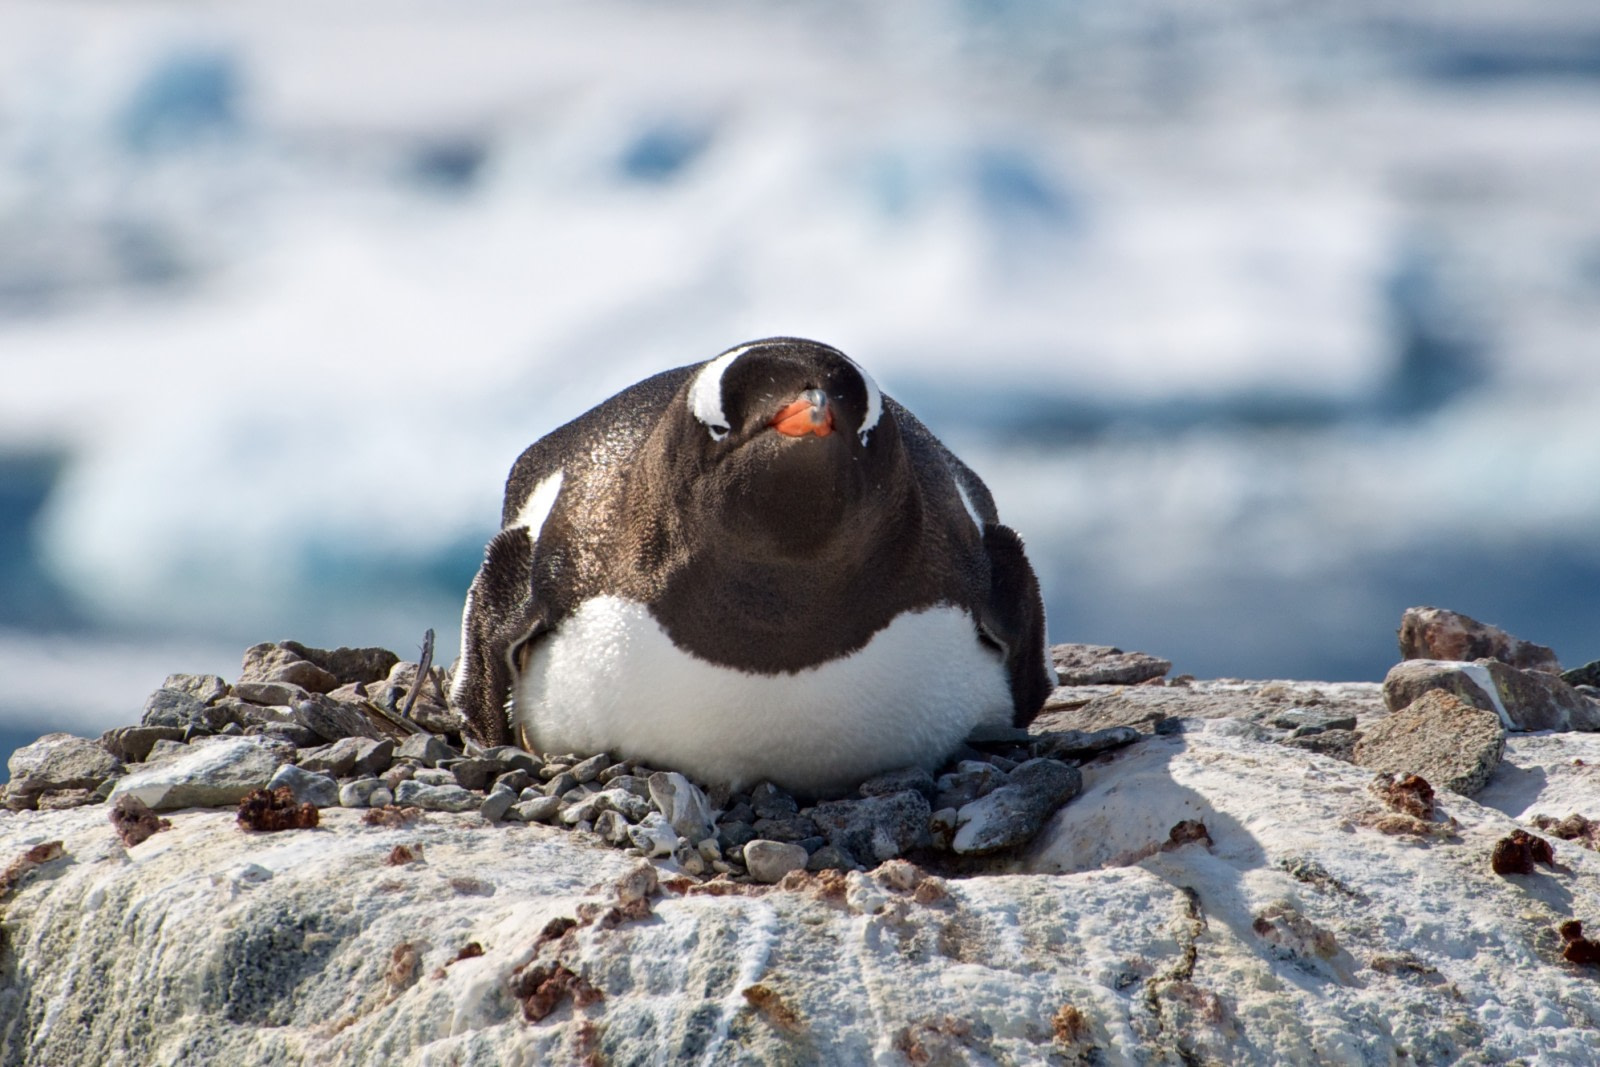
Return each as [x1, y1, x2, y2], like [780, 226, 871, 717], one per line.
[3, 0, 1600, 773]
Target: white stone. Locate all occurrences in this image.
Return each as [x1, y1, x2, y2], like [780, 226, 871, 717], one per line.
[6, 718, 1600, 1063]
[105, 737, 282, 811]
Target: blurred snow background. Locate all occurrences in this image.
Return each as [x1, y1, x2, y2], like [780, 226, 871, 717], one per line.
[3, 0, 1600, 769]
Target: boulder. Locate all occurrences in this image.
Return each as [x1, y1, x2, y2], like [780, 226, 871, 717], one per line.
[106, 737, 288, 811]
[1397, 606, 1562, 674]
[1050, 643, 1172, 686]
[1356, 690, 1504, 796]
[1383, 659, 1600, 732]
[7, 733, 124, 798]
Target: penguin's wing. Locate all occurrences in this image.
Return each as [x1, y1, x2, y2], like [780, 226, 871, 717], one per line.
[453, 525, 547, 746]
[979, 522, 1053, 727]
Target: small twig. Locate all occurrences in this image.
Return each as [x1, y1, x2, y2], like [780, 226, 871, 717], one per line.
[400, 628, 435, 722]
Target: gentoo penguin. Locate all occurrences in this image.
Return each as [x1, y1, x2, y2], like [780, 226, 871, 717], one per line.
[451, 338, 1053, 796]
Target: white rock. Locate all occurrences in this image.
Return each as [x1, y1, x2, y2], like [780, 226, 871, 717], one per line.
[105, 737, 283, 811]
[647, 771, 715, 842]
[742, 839, 807, 884]
[627, 812, 679, 858]
[7, 721, 1600, 1063]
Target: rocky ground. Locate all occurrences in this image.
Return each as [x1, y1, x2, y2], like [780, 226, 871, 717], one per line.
[0, 607, 1598, 1064]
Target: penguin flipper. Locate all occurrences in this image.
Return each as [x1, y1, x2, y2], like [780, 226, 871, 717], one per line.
[979, 522, 1052, 727]
[453, 526, 547, 747]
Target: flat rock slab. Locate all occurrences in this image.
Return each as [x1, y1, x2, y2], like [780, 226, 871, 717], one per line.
[5, 721, 1600, 1065]
[1050, 643, 1172, 686]
[1355, 690, 1505, 796]
[106, 737, 287, 811]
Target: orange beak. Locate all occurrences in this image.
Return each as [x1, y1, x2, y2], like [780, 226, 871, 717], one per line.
[769, 389, 835, 437]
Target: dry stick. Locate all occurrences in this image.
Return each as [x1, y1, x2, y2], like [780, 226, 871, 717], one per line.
[400, 628, 436, 723]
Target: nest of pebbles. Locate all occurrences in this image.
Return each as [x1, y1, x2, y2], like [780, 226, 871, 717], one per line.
[8, 638, 1144, 882]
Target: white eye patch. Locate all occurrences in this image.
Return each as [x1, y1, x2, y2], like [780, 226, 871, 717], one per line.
[687, 340, 883, 445]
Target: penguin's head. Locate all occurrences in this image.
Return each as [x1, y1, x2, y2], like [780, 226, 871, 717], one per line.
[674, 338, 902, 559]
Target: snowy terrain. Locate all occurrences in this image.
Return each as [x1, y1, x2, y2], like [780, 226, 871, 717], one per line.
[3, 0, 1600, 751]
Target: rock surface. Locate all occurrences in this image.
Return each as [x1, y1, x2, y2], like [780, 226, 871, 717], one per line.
[1398, 605, 1563, 674]
[106, 737, 288, 811]
[1355, 690, 1506, 796]
[1050, 643, 1172, 686]
[4, 717, 1600, 1065]
[1384, 658, 1600, 732]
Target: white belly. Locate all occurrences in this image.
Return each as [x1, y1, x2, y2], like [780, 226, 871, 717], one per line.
[513, 595, 1012, 796]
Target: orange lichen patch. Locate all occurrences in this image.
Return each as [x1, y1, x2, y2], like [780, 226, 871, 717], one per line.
[0, 840, 64, 899]
[743, 984, 804, 1032]
[770, 396, 834, 437]
[1051, 1004, 1089, 1044]
[1559, 921, 1600, 966]
[237, 787, 319, 832]
[109, 795, 171, 848]
[1356, 811, 1458, 839]
[1491, 830, 1556, 875]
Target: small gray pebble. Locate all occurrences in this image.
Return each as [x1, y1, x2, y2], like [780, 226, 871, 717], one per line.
[493, 769, 533, 795]
[480, 788, 515, 823]
[338, 777, 382, 808]
[511, 795, 563, 823]
[543, 771, 578, 797]
[806, 844, 860, 872]
[570, 753, 611, 783]
[594, 810, 632, 846]
[268, 763, 339, 808]
[744, 839, 808, 883]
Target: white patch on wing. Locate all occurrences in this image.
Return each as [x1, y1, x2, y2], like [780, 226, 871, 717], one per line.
[514, 596, 1011, 795]
[954, 481, 984, 531]
[688, 344, 759, 440]
[840, 354, 883, 445]
[513, 470, 564, 545]
[449, 584, 476, 706]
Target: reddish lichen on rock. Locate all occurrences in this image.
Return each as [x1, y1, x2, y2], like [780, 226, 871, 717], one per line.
[1164, 819, 1213, 850]
[386, 941, 420, 995]
[1491, 829, 1555, 875]
[511, 962, 602, 1022]
[1372, 774, 1436, 820]
[1559, 920, 1600, 966]
[0, 840, 64, 899]
[236, 786, 319, 832]
[362, 805, 424, 828]
[384, 843, 422, 866]
[1532, 813, 1600, 852]
[108, 794, 171, 848]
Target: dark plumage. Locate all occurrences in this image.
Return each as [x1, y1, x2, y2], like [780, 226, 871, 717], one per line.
[451, 338, 1052, 794]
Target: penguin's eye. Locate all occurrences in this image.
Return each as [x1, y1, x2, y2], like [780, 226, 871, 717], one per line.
[708, 424, 729, 441]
